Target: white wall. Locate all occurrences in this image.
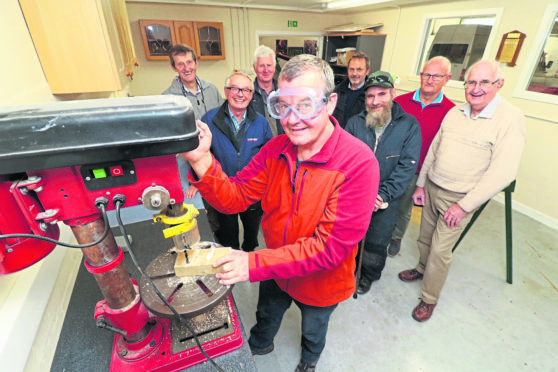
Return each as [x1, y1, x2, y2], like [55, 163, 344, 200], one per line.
[350, 0, 558, 226]
[126, 2, 346, 96]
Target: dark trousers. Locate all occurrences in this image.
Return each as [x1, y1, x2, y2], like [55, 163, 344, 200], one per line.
[202, 198, 220, 233]
[214, 204, 262, 252]
[360, 199, 400, 282]
[248, 279, 338, 364]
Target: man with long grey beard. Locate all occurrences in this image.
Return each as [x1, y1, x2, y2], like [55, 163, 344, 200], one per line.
[345, 71, 422, 295]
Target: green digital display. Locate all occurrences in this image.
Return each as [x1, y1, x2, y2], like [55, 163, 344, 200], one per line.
[92, 168, 107, 179]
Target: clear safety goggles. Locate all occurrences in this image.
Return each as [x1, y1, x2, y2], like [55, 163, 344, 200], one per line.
[267, 88, 329, 120]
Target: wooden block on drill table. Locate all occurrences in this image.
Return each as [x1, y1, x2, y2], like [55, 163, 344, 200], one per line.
[174, 247, 232, 276]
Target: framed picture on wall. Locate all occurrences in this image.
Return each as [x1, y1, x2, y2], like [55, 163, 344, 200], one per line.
[139, 20, 176, 61]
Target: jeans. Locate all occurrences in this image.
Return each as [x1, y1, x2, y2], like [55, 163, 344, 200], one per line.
[248, 280, 338, 364]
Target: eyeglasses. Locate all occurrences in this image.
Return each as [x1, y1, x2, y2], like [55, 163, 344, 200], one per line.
[420, 73, 447, 81]
[267, 88, 329, 120]
[464, 79, 500, 89]
[225, 86, 253, 95]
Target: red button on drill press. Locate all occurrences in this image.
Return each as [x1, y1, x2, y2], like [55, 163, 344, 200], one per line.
[110, 165, 124, 176]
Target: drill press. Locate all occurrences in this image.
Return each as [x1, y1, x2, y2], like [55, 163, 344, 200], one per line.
[0, 95, 244, 371]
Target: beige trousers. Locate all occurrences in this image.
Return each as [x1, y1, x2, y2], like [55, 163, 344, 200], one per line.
[416, 178, 477, 304]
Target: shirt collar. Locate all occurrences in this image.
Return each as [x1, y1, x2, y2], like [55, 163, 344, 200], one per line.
[349, 80, 365, 90]
[254, 78, 276, 97]
[179, 76, 200, 95]
[413, 88, 444, 108]
[227, 105, 247, 131]
[459, 95, 501, 119]
[254, 82, 268, 98]
[383, 118, 392, 129]
[375, 118, 392, 131]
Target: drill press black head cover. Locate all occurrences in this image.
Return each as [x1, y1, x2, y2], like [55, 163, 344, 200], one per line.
[0, 95, 198, 174]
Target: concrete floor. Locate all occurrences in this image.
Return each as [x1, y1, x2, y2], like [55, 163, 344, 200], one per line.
[232, 202, 558, 372]
[21, 201, 558, 371]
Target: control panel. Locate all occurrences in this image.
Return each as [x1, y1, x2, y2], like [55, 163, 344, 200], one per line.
[80, 160, 137, 191]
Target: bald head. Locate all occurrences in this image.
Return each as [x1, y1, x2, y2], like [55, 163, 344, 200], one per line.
[419, 56, 452, 102]
[465, 60, 502, 82]
[464, 60, 504, 116]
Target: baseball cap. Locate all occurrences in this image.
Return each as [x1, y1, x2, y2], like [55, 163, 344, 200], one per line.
[364, 71, 394, 90]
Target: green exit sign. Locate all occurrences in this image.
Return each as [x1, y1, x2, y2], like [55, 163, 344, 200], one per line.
[288, 20, 298, 28]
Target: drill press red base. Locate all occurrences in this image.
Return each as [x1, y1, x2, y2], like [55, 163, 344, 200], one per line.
[104, 294, 242, 372]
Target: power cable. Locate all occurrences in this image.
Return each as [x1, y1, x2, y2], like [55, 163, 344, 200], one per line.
[0, 199, 225, 371]
[114, 200, 224, 372]
[0, 202, 110, 248]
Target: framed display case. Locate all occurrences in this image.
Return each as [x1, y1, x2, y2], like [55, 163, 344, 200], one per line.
[194, 22, 225, 60]
[138, 20, 225, 61]
[139, 19, 176, 61]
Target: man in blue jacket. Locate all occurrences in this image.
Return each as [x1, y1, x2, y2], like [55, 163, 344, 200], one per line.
[201, 72, 273, 251]
[346, 71, 422, 294]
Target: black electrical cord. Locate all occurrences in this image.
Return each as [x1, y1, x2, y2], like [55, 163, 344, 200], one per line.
[0, 199, 225, 370]
[0, 203, 110, 248]
[114, 201, 225, 372]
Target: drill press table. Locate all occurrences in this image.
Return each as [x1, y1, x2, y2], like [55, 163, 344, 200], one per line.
[50, 211, 257, 372]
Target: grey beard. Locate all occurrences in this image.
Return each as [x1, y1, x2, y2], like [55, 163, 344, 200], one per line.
[365, 108, 391, 129]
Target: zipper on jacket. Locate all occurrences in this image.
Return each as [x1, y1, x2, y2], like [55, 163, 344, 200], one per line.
[291, 160, 299, 194]
[375, 122, 394, 153]
[284, 168, 308, 295]
[235, 119, 252, 171]
[283, 159, 298, 245]
[295, 169, 308, 213]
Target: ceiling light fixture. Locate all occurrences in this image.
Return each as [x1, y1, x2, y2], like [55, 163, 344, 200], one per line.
[327, 0, 391, 9]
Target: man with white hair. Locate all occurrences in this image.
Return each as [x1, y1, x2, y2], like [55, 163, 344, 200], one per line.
[388, 56, 455, 257]
[201, 72, 273, 252]
[251, 45, 284, 136]
[398, 60, 526, 322]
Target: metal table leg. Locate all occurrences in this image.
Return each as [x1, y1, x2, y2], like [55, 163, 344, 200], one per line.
[505, 186, 514, 284]
[453, 181, 516, 284]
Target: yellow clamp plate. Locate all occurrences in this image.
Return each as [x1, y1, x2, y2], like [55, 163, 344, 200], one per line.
[153, 204, 199, 238]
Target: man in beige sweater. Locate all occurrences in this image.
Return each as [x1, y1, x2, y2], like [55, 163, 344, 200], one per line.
[398, 60, 526, 322]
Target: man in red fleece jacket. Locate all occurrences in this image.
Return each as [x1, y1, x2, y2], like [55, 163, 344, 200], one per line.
[182, 54, 379, 372]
